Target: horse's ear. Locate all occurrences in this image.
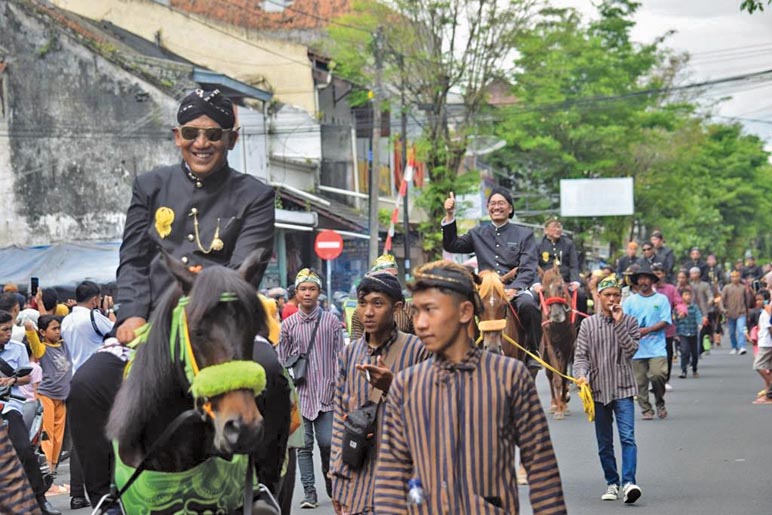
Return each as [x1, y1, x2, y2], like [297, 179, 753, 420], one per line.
[238, 248, 270, 286]
[162, 248, 196, 294]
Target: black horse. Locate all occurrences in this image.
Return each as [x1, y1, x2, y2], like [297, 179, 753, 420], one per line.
[106, 251, 277, 513]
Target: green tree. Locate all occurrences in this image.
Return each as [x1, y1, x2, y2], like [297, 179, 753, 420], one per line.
[740, 0, 771, 13]
[325, 0, 536, 255]
[488, 0, 772, 263]
[488, 0, 675, 254]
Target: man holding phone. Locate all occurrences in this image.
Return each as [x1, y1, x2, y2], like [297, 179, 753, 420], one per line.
[574, 275, 642, 504]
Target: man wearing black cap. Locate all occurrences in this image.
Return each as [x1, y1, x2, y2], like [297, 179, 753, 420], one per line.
[116, 88, 275, 339]
[441, 188, 542, 369]
[649, 231, 675, 283]
[534, 217, 587, 320]
[330, 272, 428, 515]
[683, 247, 708, 282]
[67, 89, 275, 507]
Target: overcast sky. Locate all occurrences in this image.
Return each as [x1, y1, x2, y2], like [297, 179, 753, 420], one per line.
[553, 0, 772, 144]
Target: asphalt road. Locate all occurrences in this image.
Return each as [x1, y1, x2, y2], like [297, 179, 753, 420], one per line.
[51, 343, 772, 514]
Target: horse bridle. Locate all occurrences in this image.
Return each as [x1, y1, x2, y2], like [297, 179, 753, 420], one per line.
[98, 293, 274, 515]
[169, 294, 266, 419]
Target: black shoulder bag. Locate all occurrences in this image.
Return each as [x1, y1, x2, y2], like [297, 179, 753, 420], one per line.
[283, 312, 322, 386]
[340, 334, 407, 470]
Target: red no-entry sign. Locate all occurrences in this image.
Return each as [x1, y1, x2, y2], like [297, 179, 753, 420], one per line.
[314, 230, 344, 260]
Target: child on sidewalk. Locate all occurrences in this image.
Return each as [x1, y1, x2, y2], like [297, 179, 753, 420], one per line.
[676, 287, 702, 378]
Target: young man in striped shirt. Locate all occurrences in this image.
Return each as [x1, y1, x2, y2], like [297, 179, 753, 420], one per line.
[278, 268, 344, 509]
[574, 275, 642, 504]
[331, 271, 428, 515]
[374, 261, 566, 514]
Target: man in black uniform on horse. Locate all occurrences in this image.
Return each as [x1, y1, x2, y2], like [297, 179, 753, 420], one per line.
[533, 217, 588, 323]
[441, 187, 542, 370]
[67, 89, 284, 509]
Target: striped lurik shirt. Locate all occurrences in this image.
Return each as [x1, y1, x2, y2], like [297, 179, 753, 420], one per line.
[278, 306, 343, 420]
[573, 313, 640, 406]
[374, 347, 566, 515]
[0, 423, 40, 514]
[330, 329, 430, 514]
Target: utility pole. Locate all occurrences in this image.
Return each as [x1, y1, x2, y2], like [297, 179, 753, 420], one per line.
[368, 26, 383, 264]
[399, 54, 411, 282]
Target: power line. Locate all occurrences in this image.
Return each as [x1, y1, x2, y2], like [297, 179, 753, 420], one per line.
[263, 0, 372, 33]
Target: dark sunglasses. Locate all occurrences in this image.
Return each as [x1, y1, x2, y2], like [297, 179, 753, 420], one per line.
[642, 247, 653, 251]
[177, 126, 232, 142]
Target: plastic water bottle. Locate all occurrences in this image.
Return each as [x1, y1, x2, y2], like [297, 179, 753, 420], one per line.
[407, 478, 425, 505]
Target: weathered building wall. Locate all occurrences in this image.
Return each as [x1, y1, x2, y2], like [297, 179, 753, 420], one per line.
[0, 0, 181, 246]
[51, 0, 317, 114]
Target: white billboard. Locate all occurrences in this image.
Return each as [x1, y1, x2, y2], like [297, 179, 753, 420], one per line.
[560, 178, 634, 217]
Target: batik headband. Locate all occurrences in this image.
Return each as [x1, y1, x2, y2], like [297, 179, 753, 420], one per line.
[295, 268, 322, 288]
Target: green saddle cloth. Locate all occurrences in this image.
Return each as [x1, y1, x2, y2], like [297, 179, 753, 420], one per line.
[113, 442, 249, 514]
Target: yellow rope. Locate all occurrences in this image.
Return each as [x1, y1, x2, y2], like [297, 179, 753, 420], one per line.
[476, 332, 594, 422]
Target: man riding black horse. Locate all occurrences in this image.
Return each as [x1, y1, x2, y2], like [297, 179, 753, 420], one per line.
[67, 89, 285, 510]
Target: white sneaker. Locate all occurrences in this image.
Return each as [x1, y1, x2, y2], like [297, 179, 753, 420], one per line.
[665, 382, 673, 391]
[601, 484, 619, 501]
[623, 483, 641, 504]
[730, 349, 738, 355]
[739, 348, 747, 355]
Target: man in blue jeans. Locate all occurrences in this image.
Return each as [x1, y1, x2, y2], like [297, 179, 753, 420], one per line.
[278, 269, 344, 509]
[575, 275, 642, 504]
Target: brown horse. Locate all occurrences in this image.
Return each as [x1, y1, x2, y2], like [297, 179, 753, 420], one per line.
[477, 270, 528, 363]
[538, 263, 577, 420]
[476, 269, 532, 484]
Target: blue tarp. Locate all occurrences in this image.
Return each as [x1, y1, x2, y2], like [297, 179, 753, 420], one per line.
[0, 241, 120, 290]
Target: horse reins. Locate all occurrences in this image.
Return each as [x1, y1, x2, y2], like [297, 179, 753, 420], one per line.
[474, 327, 595, 422]
[99, 293, 269, 515]
[539, 287, 589, 324]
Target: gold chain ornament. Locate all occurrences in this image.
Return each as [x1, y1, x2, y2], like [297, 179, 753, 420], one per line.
[189, 208, 224, 253]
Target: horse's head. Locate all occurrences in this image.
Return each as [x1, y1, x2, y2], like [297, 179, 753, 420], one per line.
[542, 263, 570, 324]
[477, 271, 508, 354]
[167, 251, 269, 455]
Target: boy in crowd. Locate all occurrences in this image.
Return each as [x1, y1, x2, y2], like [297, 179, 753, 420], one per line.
[675, 287, 702, 379]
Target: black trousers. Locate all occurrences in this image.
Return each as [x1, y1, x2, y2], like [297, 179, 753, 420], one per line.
[679, 335, 699, 373]
[67, 352, 126, 503]
[510, 292, 543, 353]
[2, 409, 45, 498]
[277, 448, 296, 515]
[68, 431, 85, 498]
[665, 336, 675, 382]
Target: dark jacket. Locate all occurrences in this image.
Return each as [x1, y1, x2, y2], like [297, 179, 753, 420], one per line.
[616, 255, 640, 277]
[655, 245, 675, 281]
[116, 162, 275, 321]
[442, 220, 538, 290]
[537, 235, 580, 282]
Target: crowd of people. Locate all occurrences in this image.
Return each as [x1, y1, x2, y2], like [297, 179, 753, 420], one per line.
[0, 281, 115, 514]
[1, 86, 769, 515]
